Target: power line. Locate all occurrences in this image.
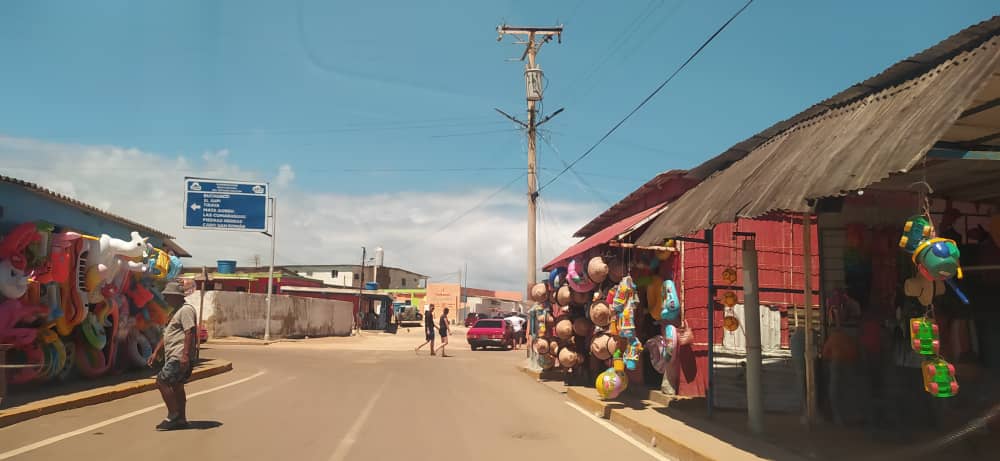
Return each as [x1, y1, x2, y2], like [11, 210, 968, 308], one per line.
[430, 128, 522, 138]
[539, 0, 754, 192]
[0, 165, 529, 174]
[405, 172, 527, 247]
[537, 132, 612, 205]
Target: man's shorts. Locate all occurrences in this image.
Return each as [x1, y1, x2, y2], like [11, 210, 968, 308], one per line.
[157, 359, 192, 385]
[425, 327, 435, 341]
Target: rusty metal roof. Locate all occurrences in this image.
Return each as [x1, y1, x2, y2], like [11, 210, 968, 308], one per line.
[637, 19, 1000, 245]
[572, 170, 697, 237]
[1, 173, 177, 242]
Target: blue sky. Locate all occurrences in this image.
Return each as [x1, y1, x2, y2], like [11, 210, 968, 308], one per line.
[0, 1, 997, 289]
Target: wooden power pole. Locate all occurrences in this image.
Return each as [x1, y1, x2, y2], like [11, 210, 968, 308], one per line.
[496, 24, 564, 296]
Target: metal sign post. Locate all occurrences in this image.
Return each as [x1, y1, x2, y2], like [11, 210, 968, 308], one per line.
[183, 177, 273, 339]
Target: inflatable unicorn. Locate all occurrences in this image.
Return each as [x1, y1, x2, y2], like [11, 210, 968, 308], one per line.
[84, 231, 149, 303]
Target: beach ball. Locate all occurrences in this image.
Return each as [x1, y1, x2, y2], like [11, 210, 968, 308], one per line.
[595, 368, 628, 400]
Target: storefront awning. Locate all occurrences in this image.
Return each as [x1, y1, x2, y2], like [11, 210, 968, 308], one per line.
[543, 203, 667, 271]
[637, 21, 1000, 245]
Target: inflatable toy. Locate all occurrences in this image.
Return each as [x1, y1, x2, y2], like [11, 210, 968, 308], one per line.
[126, 328, 154, 368]
[660, 279, 680, 321]
[567, 260, 596, 292]
[646, 335, 669, 374]
[922, 358, 959, 398]
[56, 339, 76, 381]
[663, 324, 679, 362]
[910, 317, 940, 356]
[548, 267, 567, 289]
[0, 298, 47, 346]
[83, 231, 149, 303]
[609, 276, 634, 313]
[7, 341, 43, 384]
[646, 276, 664, 320]
[0, 257, 30, 300]
[595, 351, 628, 400]
[587, 257, 609, 284]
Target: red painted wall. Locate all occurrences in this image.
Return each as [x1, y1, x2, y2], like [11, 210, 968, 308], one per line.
[674, 216, 818, 397]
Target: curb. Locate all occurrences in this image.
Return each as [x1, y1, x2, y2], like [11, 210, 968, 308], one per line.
[0, 359, 233, 428]
[566, 386, 622, 419]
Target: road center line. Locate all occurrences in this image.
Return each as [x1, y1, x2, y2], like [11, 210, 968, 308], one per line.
[565, 401, 676, 461]
[327, 374, 392, 461]
[0, 370, 267, 460]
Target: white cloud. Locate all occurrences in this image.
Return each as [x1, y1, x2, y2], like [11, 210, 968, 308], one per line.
[275, 164, 295, 188]
[0, 135, 599, 291]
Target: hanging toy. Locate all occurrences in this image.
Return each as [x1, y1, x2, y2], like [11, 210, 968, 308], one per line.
[910, 316, 940, 356]
[645, 335, 669, 374]
[898, 215, 968, 304]
[660, 279, 680, 321]
[922, 358, 959, 398]
[595, 350, 628, 400]
[610, 276, 634, 313]
[567, 259, 596, 292]
[620, 295, 642, 370]
[721, 266, 738, 285]
[723, 306, 740, 332]
[899, 215, 934, 253]
[722, 291, 738, 307]
[663, 324, 678, 361]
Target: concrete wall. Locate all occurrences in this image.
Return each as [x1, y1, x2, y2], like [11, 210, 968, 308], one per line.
[189, 291, 354, 339]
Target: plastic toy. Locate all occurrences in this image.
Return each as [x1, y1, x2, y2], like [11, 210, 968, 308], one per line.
[144, 247, 182, 280]
[83, 231, 149, 303]
[910, 316, 940, 356]
[661, 279, 680, 321]
[922, 358, 959, 398]
[595, 351, 628, 400]
[623, 336, 642, 371]
[0, 258, 30, 300]
[548, 267, 567, 289]
[913, 238, 962, 281]
[903, 276, 944, 307]
[611, 276, 634, 312]
[899, 215, 933, 253]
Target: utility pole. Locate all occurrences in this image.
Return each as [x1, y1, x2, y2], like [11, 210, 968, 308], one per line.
[263, 198, 277, 341]
[497, 24, 564, 297]
[358, 246, 366, 335]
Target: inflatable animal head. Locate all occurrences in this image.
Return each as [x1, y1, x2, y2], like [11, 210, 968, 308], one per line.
[101, 231, 148, 260]
[0, 258, 29, 299]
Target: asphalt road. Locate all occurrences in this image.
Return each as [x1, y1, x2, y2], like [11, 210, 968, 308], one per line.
[0, 328, 666, 461]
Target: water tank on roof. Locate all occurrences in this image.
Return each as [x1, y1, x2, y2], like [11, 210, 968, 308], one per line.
[364, 282, 378, 290]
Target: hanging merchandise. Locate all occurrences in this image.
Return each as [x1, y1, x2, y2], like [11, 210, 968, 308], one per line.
[589, 302, 612, 328]
[660, 279, 680, 321]
[922, 358, 959, 398]
[663, 324, 679, 361]
[572, 317, 594, 337]
[555, 318, 574, 340]
[538, 353, 555, 370]
[590, 333, 617, 360]
[571, 290, 590, 306]
[910, 317, 941, 356]
[558, 346, 581, 369]
[723, 306, 740, 332]
[556, 285, 572, 306]
[587, 257, 609, 284]
[722, 291, 738, 307]
[549, 267, 567, 289]
[567, 259, 596, 292]
[645, 335, 669, 373]
[595, 350, 628, 400]
[620, 294, 642, 371]
[897, 195, 962, 397]
[534, 338, 550, 355]
[647, 276, 665, 320]
[530, 283, 549, 303]
[721, 266, 738, 285]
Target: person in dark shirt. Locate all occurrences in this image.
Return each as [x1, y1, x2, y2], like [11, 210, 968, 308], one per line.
[434, 307, 451, 358]
[414, 304, 436, 356]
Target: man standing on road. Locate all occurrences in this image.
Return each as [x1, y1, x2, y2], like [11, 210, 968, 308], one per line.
[504, 313, 526, 350]
[148, 281, 199, 431]
[414, 304, 436, 356]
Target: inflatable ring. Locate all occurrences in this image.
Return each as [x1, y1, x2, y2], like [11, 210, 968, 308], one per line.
[81, 312, 107, 350]
[57, 339, 76, 381]
[126, 329, 153, 368]
[8, 342, 44, 384]
[75, 341, 107, 378]
[548, 267, 567, 289]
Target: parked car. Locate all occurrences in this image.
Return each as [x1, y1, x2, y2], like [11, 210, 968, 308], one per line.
[467, 319, 513, 351]
[464, 313, 483, 327]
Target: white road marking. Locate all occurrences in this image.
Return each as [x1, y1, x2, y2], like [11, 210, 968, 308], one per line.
[328, 374, 392, 461]
[565, 401, 676, 461]
[0, 370, 267, 460]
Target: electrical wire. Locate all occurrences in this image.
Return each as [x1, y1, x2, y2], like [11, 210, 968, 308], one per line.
[537, 132, 612, 205]
[539, 0, 754, 192]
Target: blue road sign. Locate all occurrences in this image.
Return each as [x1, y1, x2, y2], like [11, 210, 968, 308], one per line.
[184, 178, 269, 232]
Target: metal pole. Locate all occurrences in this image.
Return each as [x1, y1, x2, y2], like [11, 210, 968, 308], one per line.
[198, 265, 207, 335]
[706, 227, 716, 418]
[358, 247, 366, 334]
[742, 238, 764, 434]
[264, 197, 276, 341]
[802, 211, 818, 424]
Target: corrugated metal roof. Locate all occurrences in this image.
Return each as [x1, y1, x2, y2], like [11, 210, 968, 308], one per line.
[637, 24, 1000, 245]
[685, 16, 1000, 181]
[572, 170, 696, 237]
[544, 203, 666, 271]
[1, 173, 175, 240]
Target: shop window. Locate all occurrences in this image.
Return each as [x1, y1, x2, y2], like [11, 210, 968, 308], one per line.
[402, 278, 407, 287]
[354, 273, 360, 280]
[331, 270, 339, 278]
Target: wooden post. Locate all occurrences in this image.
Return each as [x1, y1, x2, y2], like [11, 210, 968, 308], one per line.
[802, 212, 818, 424]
